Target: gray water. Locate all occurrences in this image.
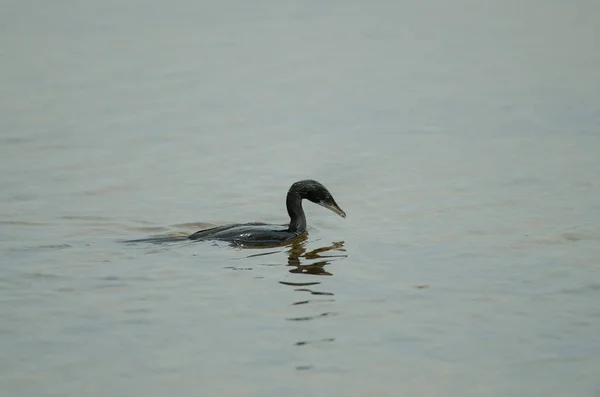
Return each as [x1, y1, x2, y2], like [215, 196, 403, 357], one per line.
[1, 1, 600, 396]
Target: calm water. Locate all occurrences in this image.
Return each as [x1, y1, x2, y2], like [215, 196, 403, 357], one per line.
[1, 1, 600, 396]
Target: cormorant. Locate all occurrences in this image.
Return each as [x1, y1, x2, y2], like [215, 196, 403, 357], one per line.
[189, 179, 345, 246]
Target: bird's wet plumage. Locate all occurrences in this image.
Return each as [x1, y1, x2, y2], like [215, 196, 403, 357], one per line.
[124, 180, 345, 247]
[188, 223, 300, 247]
[189, 180, 345, 246]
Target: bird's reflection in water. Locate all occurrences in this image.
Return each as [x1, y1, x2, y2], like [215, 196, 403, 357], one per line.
[279, 239, 345, 362]
[240, 237, 346, 363]
[286, 239, 346, 276]
[242, 236, 347, 277]
[276, 239, 346, 325]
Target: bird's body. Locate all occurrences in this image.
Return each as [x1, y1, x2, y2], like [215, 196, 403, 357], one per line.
[124, 180, 345, 247]
[188, 222, 301, 246]
[188, 180, 345, 246]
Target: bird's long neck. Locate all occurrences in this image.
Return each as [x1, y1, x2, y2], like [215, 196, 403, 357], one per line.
[286, 191, 306, 233]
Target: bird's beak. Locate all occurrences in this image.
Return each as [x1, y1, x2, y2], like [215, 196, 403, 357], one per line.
[319, 200, 346, 218]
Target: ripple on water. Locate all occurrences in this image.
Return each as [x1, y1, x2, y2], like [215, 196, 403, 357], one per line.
[286, 312, 338, 322]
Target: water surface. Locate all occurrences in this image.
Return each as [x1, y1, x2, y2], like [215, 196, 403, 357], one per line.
[1, 1, 599, 396]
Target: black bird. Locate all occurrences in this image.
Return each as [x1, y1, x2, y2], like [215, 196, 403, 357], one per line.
[189, 180, 346, 246]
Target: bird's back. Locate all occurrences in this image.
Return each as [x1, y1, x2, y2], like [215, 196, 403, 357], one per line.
[188, 222, 300, 246]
